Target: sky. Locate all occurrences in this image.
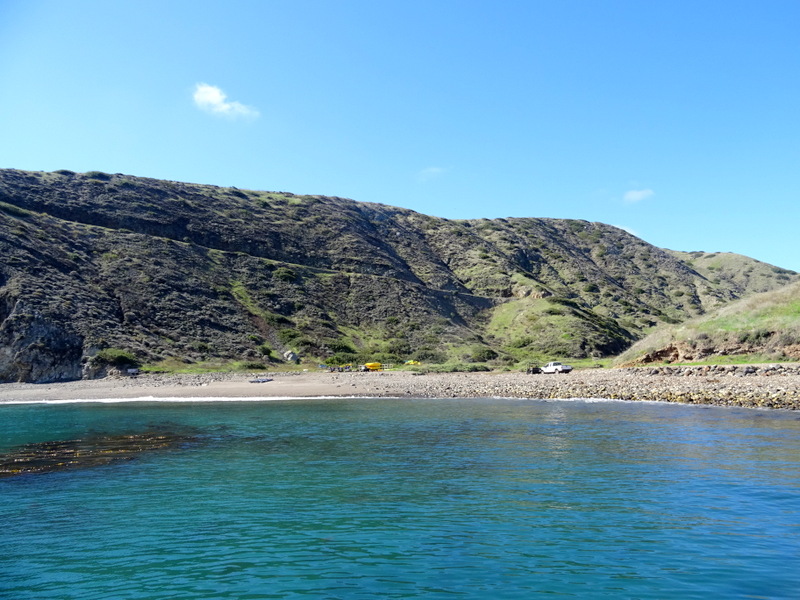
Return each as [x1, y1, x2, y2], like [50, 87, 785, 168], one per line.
[1, 0, 799, 270]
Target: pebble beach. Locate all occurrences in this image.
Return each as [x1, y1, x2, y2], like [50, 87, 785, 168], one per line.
[2, 364, 800, 410]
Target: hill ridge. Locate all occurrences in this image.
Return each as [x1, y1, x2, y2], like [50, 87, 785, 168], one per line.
[1, 168, 796, 382]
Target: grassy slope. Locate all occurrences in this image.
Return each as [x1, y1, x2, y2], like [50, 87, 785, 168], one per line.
[668, 250, 796, 295]
[616, 281, 800, 365]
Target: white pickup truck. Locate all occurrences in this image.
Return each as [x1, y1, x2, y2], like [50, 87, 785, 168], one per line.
[542, 361, 573, 374]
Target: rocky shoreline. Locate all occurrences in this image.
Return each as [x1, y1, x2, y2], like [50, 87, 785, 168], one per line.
[333, 364, 800, 410]
[2, 364, 800, 410]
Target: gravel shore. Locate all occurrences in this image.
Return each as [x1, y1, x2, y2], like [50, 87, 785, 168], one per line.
[2, 364, 800, 410]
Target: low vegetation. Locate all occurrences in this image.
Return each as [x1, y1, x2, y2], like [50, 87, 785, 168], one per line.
[0, 168, 798, 382]
[617, 281, 800, 365]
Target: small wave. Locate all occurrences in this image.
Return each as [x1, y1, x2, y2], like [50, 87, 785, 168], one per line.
[1, 395, 363, 405]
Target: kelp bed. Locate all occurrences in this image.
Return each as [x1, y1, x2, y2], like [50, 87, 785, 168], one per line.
[0, 432, 197, 478]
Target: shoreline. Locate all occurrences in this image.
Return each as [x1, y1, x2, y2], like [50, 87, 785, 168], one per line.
[2, 365, 800, 410]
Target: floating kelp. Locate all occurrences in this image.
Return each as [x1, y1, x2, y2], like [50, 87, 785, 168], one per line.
[0, 432, 197, 478]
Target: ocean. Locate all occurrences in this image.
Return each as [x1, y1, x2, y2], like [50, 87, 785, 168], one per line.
[2, 397, 799, 599]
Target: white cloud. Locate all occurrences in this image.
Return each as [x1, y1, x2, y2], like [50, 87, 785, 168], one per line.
[416, 166, 445, 182]
[623, 188, 654, 203]
[193, 83, 259, 119]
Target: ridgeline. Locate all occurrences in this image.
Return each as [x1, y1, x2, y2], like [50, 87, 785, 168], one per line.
[1, 168, 796, 382]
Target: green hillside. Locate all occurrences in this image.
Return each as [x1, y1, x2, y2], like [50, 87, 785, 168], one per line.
[668, 250, 796, 295]
[617, 280, 800, 365]
[1, 168, 797, 382]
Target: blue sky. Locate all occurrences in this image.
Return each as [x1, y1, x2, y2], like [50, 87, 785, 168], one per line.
[2, 0, 799, 270]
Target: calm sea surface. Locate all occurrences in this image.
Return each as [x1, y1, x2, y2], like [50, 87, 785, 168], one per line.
[1, 397, 799, 599]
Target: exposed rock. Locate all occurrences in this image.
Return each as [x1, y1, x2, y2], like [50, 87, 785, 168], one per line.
[0, 312, 84, 382]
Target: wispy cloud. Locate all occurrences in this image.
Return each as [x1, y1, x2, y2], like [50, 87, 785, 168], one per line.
[193, 83, 259, 119]
[623, 188, 654, 203]
[416, 166, 445, 182]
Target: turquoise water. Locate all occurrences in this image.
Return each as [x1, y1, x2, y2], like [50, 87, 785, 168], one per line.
[1, 397, 800, 599]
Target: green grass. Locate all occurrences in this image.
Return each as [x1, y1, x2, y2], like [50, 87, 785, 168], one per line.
[413, 362, 492, 373]
[93, 348, 139, 367]
[141, 358, 279, 374]
[229, 280, 289, 325]
[0, 201, 33, 219]
[616, 281, 800, 366]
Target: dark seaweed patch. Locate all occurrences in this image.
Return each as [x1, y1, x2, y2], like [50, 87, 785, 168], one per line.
[0, 431, 197, 478]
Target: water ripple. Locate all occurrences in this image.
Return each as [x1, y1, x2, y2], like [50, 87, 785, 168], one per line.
[2, 398, 800, 599]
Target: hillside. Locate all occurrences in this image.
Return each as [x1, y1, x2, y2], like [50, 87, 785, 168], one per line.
[1, 168, 797, 382]
[617, 280, 800, 365]
[667, 250, 795, 296]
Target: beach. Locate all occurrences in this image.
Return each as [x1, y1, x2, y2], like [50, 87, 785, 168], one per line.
[2, 364, 800, 409]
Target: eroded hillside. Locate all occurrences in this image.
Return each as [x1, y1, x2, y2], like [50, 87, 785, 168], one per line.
[617, 280, 800, 365]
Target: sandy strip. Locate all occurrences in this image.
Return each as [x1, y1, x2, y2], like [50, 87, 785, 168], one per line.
[0, 372, 380, 403]
[2, 367, 800, 409]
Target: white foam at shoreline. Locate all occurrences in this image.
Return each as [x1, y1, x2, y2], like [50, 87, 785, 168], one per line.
[0, 395, 355, 405]
[0, 395, 767, 412]
[4, 395, 616, 405]
[3, 395, 651, 406]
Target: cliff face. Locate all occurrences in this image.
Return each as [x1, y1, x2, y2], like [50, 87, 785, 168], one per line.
[1, 168, 796, 382]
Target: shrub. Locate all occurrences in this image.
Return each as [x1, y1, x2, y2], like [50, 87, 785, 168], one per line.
[738, 329, 772, 345]
[257, 343, 273, 357]
[325, 352, 359, 366]
[549, 297, 581, 309]
[423, 363, 491, 373]
[507, 337, 533, 349]
[0, 202, 30, 218]
[273, 267, 296, 282]
[325, 339, 356, 354]
[469, 346, 498, 362]
[93, 348, 139, 367]
[386, 339, 412, 355]
[190, 341, 211, 353]
[278, 328, 302, 344]
[412, 348, 446, 363]
[85, 171, 111, 181]
[239, 361, 267, 370]
[291, 337, 315, 352]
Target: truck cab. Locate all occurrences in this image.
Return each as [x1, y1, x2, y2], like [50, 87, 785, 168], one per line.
[542, 361, 573, 374]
